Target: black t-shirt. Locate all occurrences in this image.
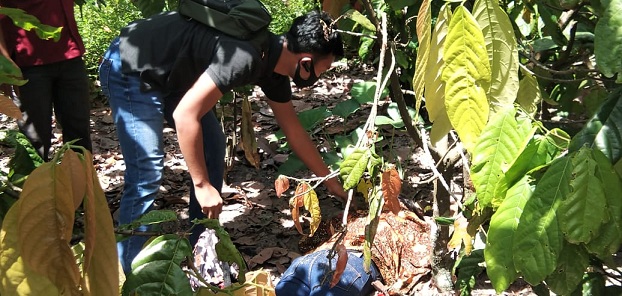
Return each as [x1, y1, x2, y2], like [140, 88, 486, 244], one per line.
[118, 11, 291, 103]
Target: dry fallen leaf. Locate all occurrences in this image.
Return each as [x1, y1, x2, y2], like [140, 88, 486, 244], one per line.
[241, 96, 260, 169]
[302, 186, 321, 237]
[330, 244, 348, 287]
[0, 94, 22, 120]
[290, 196, 304, 235]
[381, 167, 402, 215]
[357, 179, 373, 201]
[447, 215, 473, 255]
[274, 175, 290, 198]
[234, 236, 257, 246]
[249, 248, 275, 266]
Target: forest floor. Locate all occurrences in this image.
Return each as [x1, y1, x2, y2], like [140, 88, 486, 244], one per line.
[0, 63, 535, 295]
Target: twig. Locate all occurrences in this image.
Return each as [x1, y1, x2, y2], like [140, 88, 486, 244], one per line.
[556, 21, 578, 68]
[420, 127, 464, 212]
[518, 49, 604, 83]
[357, 12, 392, 148]
[285, 170, 340, 183]
[449, 131, 470, 174]
[114, 229, 191, 237]
[334, 28, 377, 39]
[341, 189, 354, 226]
[286, 170, 341, 198]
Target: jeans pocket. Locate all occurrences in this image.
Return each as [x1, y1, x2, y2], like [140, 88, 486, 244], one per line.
[98, 59, 112, 98]
[276, 250, 373, 296]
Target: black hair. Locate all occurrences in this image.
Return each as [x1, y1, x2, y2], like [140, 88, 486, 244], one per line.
[285, 10, 344, 58]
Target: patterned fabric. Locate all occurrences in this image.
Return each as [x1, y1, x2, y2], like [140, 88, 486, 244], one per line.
[188, 229, 239, 291]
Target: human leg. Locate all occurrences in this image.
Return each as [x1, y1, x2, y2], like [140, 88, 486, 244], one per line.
[53, 57, 92, 152]
[15, 65, 55, 160]
[99, 37, 166, 273]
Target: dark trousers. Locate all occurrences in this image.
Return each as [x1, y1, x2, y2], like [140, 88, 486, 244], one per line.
[14, 57, 92, 160]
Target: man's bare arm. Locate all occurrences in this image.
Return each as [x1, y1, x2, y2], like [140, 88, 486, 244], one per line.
[173, 72, 224, 218]
[268, 99, 347, 199]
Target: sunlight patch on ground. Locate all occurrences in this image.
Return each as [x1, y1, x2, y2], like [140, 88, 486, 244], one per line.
[219, 203, 246, 224]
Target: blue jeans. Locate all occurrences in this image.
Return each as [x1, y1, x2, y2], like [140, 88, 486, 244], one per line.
[275, 250, 381, 296]
[99, 37, 225, 274]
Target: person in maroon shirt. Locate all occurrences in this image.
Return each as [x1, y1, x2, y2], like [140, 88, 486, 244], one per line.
[0, 0, 91, 160]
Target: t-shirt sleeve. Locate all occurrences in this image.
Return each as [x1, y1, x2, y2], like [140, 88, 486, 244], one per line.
[205, 38, 260, 94]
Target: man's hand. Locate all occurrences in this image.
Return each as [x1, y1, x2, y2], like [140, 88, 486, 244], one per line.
[194, 184, 223, 219]
[325, 177, 348, 201]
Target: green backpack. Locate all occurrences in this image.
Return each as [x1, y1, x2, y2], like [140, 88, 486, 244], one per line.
[178, 0, 272, 50]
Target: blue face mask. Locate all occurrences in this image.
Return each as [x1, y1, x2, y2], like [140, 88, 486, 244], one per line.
[292, 59, 319, 87]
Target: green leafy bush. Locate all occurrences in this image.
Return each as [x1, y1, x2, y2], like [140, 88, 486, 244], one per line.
[75, 0, 141, 95]
[262, 0, 316, 34]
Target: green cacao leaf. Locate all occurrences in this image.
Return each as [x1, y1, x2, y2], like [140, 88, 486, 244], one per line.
[413, 0, 431, 112]
[500, 128, 567, 196]
[425, 3, 451, 123]
[545, 242, 589, 296]
[442, 5, 491, 152]
[206, 221, 248, 281]
[343, 9, 376, 32]
[455, 249, 484, 296]
[375, 115, 402, 128]
[119, 209, 178, 231]
[471, 109, 532, 208]
[351, 81, 389, 105]
[558, 148, 606, 244]
[364, 188, 383, 273]
[473, 0, 519, 110]
[594, 0, 622, 82]
[358, 36, 375, 61]
[485, 176, 533, 292]
[123, 235, 193, 296]
[9, 142, 37, 186]
[0, 8, 62, 41]
[430, 112, 453, 144]
[298, 106, 332, 131]
[7, 131, 43, 186]
[569, 88, 622, 163]
[367, 151, 382, 178]
[516, 66, 542, 116]
[512, 156, 572, 285]
[586, 149, 622, 259]
[122, 261, 192, 296]
[332, 98, 361, 119]
[581, 272, 608, 296]
[0, 56, 26, 86]
[131, 235, 191, 270]
[340, 148, 371, 190]
[537, 3, 567, 46]
[584, 85, 610, 118]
